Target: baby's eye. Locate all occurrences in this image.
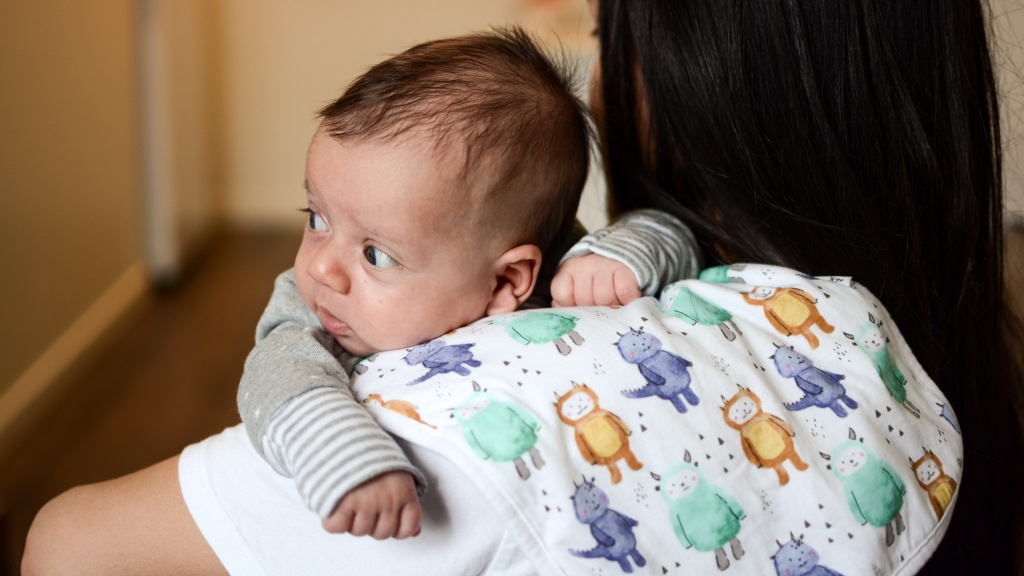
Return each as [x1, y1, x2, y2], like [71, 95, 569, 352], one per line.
[302, 209, 327, 232]
[364, 246, 399, 268]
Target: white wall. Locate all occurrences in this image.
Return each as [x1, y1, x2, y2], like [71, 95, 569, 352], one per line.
[138, 0, 223, 283]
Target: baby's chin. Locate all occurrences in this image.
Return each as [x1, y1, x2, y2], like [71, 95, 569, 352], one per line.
[333, 334, 380, 358]
[338, 332, 445, 357]
[335, 333, 421, 358]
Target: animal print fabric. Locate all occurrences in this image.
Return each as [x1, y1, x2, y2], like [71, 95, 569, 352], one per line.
[348, 264, 961, 575]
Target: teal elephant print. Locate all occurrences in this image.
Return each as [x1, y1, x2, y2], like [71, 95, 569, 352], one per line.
[453, 383, 545, 480]
[698, 265, 734, 284]
[820, 429, 906, 546]
[497, 311, 585, 355]
[660, 283, 742, 341]
[844, 314, 921, 418]
[655, 451, 746, 571]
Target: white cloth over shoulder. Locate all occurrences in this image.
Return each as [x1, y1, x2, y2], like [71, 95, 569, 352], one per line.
[347, 264, 961, 575]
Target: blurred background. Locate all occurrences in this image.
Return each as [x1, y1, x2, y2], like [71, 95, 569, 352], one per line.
[0, 0, 1022, 572]
[0, 0, 601, 570]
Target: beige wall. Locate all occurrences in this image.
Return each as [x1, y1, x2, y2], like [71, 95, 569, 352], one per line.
[0, 1, 142, 396]
[217, 0, 597, 230]
[0, 0, 225, 441]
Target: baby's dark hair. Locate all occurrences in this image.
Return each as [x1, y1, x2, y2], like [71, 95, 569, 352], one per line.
[317, 27, 592, 265]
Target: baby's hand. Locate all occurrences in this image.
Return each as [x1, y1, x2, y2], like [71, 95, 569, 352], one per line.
[551, 254, 641, 307]
[321, 470, 421, 539]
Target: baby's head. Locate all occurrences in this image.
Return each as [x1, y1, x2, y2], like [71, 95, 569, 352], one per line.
[318, 27, 590, 258]
[296, 28, 592, 356]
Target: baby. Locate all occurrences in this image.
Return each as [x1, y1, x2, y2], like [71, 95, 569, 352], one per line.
[238, 27, 699, 540]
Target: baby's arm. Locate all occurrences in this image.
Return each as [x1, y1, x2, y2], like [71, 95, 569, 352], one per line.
[551, 208, 700, 306]
[238, 269, 426, 537]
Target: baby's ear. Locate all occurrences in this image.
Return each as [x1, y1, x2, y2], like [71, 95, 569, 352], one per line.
[486, 244, 542, 316]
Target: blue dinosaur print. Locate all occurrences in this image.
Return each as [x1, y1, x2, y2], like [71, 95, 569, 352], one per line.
[404, 340, 481, 385]
[616, 328, 699, 413]
[772, 536, 843, 576]
[771, 345, 857, 417]
[568, 478, 646, 573]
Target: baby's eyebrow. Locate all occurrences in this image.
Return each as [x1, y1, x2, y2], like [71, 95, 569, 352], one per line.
[302, 178, 323, 203]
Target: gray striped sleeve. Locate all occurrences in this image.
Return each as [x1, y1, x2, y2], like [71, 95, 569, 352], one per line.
[263, 387, 427, 518]
[560, 208, 701, 295]
[238, 269, 425, 518]
[238, 269, 348, 452]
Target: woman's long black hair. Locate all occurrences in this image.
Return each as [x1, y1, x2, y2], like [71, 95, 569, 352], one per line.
[597, 0, 1023, 571]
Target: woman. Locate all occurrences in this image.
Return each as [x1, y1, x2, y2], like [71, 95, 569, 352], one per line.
[590, 0, 1022, 572]
[24, 1, 1022, 574]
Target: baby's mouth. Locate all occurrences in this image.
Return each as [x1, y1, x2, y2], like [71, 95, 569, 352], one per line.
[318, 308, 349, 336]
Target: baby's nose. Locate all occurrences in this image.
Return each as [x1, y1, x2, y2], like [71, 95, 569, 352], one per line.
[309, 245, 351, 294]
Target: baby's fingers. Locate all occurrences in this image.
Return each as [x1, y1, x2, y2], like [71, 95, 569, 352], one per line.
[322, 507, 354, 534]
[395, 501, 422, 539]
[350, 510, 379, 537]
[590, 270, 621, 306]
[550, 269, 575, 307]
[612, 268, 642, 305]
[366, 501, 420, 540]
[370, 511, 399, 540]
